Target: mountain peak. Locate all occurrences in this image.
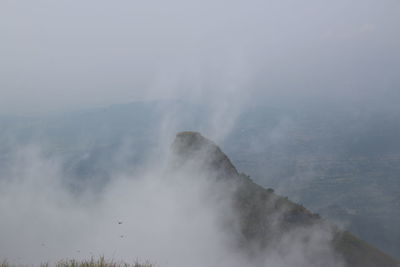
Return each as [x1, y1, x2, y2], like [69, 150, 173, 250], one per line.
[171, 131, 240, 179]
[173, 131, 213, 152]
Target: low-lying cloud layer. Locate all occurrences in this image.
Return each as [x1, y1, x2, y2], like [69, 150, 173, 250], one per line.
[0, 139, 344, 267]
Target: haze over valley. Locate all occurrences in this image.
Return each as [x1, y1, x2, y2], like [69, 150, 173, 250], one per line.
[1, 0, 400, 266]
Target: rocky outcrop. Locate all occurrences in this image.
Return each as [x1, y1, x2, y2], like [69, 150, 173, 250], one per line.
[171, 131, 240, 180]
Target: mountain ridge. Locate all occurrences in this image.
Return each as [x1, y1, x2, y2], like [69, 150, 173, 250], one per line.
[171, 131, 399, 267]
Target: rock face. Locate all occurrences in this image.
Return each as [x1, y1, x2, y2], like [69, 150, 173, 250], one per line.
[171, 131, 399, 267]
[171, 131, 240, 179]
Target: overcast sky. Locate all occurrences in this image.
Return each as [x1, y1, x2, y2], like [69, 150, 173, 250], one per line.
[1, 0, 399, 115]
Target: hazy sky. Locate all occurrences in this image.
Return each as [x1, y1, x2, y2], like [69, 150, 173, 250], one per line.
[1, 0, 399, 114]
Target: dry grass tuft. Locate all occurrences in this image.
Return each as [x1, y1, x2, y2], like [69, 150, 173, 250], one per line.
[1, 257, 153, 267]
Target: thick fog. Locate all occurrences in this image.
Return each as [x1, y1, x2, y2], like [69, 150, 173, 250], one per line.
[0, 139, 344, 267]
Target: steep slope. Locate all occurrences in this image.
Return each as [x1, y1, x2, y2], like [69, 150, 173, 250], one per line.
[171, 131, 399, 267]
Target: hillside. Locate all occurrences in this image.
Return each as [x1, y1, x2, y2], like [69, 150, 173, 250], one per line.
[0, 101, 399, 259]
[171, 131, 399, 267]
